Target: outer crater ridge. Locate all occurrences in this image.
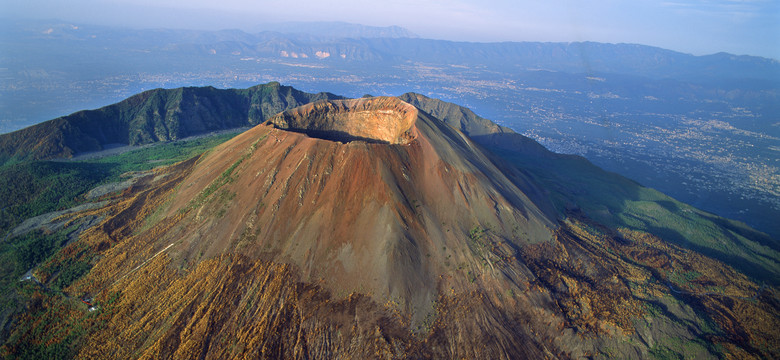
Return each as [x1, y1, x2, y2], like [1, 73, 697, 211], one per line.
[266, 97, 418, 144]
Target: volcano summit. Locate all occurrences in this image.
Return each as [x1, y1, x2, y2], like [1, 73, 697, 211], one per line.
[267, 97, 418, 144]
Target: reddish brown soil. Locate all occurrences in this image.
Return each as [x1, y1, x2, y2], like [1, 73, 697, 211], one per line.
[156, 97, 557, 323]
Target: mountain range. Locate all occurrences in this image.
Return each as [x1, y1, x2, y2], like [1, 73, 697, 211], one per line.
[0, 84, 777, 358]
[4, 20, 776, 80]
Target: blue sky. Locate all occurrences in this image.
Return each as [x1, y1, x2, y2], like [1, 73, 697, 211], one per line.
[4, 0, 779, 59]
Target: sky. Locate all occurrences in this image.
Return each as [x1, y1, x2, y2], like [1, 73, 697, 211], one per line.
[3, 0, 779, 59]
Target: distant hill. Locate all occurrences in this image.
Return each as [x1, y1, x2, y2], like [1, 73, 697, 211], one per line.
[252, 21, 419, 39]
[3, 20, 776, 79]
[0, 82, 341, 163]
[359, 39, 780, 81]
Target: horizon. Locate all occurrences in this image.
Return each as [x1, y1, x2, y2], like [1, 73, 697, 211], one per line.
[5, 16, 779, 62]
[3, 0, 779, 60]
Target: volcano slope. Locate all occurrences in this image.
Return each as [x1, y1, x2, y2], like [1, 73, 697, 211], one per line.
[4, 97, 778, 359]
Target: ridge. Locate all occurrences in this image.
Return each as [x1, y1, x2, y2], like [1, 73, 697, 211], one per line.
[267, 97, 418, 144]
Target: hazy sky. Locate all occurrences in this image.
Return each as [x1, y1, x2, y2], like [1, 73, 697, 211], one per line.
[4, 0, 779, 59]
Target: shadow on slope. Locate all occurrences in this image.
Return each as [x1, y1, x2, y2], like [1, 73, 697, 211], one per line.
[476, 132, 779, 285]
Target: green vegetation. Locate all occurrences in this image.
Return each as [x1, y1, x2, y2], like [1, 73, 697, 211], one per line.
[0, 162, 109, 236]
[0, 228, 87, 360]
[3, 292, 83, 360]
[494, 149, 780, 285]
[0, 131, 240, 356]
[0, 229, 70, 318]
[2, 282, 118, 360]
[468, 226, 485, 243]
[12, 230, 72, 275]
[0, 132, 238, 237]
[186, 135, 264, 211]
[88, 132, 238, 173]
[187, 156, 245, 210]
[647, 335, 715, 360]
[648, 344, 684, 360]
[667, 270, 702, 288]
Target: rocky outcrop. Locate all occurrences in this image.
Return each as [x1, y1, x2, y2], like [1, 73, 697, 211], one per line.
[267, 97, 418, 144]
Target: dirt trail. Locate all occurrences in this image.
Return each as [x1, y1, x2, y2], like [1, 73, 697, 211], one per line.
[111, 243, 175, 286]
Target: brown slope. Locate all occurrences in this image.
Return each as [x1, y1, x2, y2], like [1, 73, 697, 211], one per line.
[51, 97, 573, 359]
[152, 97, 557, 323]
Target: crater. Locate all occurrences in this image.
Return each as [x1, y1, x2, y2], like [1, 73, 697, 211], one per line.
[266, 97, 418, 144]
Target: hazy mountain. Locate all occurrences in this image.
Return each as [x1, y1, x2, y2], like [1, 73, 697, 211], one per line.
[360, 39, 780, 80]
[1, 87, 777, 358]
[3, 20, 776, 79]
[252, 21, 419, 39]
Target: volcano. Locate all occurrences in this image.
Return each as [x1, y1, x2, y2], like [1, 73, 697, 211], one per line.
[150, 96, 557, 324]
[6, 93, 778, 359]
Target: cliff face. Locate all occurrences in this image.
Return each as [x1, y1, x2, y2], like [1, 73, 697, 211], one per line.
[267, 97, 419, 144]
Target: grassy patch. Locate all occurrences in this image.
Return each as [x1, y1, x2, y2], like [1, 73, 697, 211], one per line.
[186, 134, 265, 211]
[493, 149, 780, 285]
[87, 132, 239, 176]
[649, 344, 684, 360]
[667, 270, 702, 289]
